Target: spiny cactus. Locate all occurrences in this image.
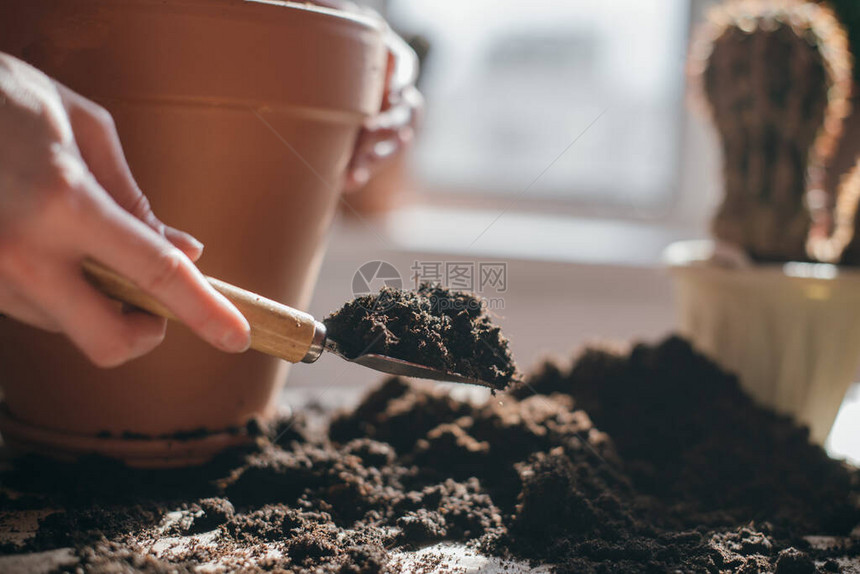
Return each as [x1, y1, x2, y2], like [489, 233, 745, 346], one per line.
[809, 156, 860, 262]
[689, 0, 852, 262]
[808, 0, 860, 264]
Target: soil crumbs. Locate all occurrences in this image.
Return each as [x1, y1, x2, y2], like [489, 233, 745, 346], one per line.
[1, 336, 859, 573]
[324, 283, 520, 390]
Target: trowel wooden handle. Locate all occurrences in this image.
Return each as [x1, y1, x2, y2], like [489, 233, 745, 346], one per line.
[81, 258, 325, 364]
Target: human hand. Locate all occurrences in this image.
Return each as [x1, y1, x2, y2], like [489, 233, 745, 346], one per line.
[0, 52, 251, 367]
[343, 30, 424, 192]
[307, 1, 424, 191]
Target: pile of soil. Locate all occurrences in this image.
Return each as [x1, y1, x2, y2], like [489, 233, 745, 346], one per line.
[2, 336, 858, 573]
[324, 284, 519, 390]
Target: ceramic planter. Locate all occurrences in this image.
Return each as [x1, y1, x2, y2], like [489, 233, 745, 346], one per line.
[0, 0, 388, 466]
[666, 240, 860, 444]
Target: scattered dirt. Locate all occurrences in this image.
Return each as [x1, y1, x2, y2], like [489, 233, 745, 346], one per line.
[510, 336, 859, 535]
[1, 336, 858, 573]
[324, 284, 520, 390]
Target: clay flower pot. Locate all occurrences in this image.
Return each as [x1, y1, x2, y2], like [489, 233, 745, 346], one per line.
[0, 0, 388, 467]
[665, 240, 860, 444]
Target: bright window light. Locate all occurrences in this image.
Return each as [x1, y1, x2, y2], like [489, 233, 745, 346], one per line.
[388, 0, 690, 211]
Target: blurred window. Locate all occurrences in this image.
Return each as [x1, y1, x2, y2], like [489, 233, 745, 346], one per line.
[387, 0, 690, 214]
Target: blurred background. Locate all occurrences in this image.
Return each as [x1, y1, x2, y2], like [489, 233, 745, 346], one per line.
[287, 0, 860, 462]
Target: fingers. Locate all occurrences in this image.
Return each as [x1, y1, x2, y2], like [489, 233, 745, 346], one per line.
[57, 273, 168, 368]
[343, 126, 401, 191]
[76, 179, 251, 354]
[384, 29, 420, 99]
[54, 268, 167, 368]
[0, 166, 245, 366]
[0, 63, 231, 367]
[52, 84, 247, 359]
[58, 83, 204, 262]
[0, 282, 60, 332]
[1, 254, 166, 367]
[59, 86, 156, 225]
[344, 87, 422, 192]
[164, 226, 205, 262]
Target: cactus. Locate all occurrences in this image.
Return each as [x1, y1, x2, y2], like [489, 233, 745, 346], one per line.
[808, 156, 860, 262]
[689, 0, 852, 262]
[809, 0, 860, 264]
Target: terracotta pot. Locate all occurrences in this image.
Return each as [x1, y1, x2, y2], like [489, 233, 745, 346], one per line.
[0, 0, 388, 466]
[665, 240, 860, 445]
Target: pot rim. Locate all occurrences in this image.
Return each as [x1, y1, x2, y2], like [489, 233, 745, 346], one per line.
[664, 239, 860, 286]
[106, 0, 385, 32]
[0, 406, 253, 468]
[1, 0, 390, 117]
[242, 0, 383, 30]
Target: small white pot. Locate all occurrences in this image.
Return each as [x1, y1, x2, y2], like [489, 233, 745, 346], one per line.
[665, 240, 860, 444]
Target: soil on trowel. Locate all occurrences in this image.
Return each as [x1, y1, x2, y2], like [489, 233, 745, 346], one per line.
[324, 283, 519, 390]
[1, 336, 858, 573]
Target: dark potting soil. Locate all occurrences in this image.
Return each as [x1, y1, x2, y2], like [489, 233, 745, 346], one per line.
[1, 336, 858, 573]
[93, 418, 267, 442]
[324, 284, 520, 390]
